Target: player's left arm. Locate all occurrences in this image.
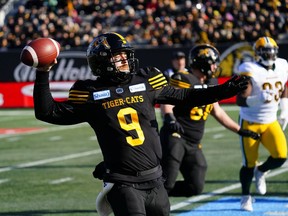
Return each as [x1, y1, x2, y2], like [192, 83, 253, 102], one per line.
[211, 102, 240, 133]
[156, 75, 248, 107]
[211, 102, 260, 139]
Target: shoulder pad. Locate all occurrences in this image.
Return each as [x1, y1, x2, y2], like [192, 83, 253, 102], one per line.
[141, 67, 168, 90]
[237, 62, 254, 77]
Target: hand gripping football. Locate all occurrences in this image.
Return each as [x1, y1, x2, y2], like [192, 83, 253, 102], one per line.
[20, 38, 60, 68]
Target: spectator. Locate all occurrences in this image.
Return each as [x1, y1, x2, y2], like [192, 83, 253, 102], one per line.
[0, 1, 287, 49]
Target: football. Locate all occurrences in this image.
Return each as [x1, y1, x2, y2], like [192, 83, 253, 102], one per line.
[20, 38, 60, 68]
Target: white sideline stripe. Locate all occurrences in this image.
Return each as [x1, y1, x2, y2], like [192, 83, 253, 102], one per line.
[0, 149, 101, 173]
[50, 177, 73, 185]
[0, 179, 9, 184]
[171, 161, 288, 211]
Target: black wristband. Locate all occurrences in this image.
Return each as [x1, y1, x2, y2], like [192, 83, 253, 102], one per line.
[164, 113, 176, 124]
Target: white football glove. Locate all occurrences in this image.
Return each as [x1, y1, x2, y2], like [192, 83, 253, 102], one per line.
[96, 182, 114, 216]
[246, 89, 275, 106]
[278, 98, 288, 131]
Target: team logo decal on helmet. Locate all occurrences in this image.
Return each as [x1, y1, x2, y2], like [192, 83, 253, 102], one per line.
[93, 36, 111, 50]
[198, 48, 218, 64]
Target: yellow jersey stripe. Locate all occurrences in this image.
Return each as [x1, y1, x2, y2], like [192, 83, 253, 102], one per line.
[69, 94, 89, 98]
[148, 74, 168, 89]
[148, 73, 164, 82]
[69, 90, 89, 94]
[152, 81, 168, 89]
[68, 98, 88, 101]
[149, 76, 167, 85]
[170, 79, 190, 88]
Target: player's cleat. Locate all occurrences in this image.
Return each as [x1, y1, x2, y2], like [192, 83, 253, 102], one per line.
[254, 166, 267, 195]
[240, 195, 253, 211]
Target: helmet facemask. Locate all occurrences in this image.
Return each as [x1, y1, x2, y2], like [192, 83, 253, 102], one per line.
[108, 50, 136, 83]
[254, 36, 278, 67]
[256, 47, 278, 67]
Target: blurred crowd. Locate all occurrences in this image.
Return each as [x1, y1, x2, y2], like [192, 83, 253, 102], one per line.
[0, 0, 287, 50]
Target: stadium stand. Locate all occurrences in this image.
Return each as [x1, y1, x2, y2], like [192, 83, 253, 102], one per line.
[0, 0, 287, 50]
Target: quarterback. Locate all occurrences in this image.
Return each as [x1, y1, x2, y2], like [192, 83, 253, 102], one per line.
[32, 32, 248, 216]
[236, 36, 288, 211]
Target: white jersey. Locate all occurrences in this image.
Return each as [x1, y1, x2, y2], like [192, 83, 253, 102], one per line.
[236, 58, 288, 123]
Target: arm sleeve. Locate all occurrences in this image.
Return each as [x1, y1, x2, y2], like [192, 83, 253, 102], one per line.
[33, 72, 84, 125]
[155, 84, 235, 107]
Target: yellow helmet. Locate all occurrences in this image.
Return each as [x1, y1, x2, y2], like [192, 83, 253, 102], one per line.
[253, 36, 278, 67]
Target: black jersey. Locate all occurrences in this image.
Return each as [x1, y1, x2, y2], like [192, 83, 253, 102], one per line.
[170, 71, 218, 144]
[34, 67, 235, 183]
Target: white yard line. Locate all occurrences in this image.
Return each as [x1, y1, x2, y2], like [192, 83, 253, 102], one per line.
[0, 179, 9, 184]
[0, 149, 102, 173]
[50, 177, 73, 185]
[170, 161, 288, 211]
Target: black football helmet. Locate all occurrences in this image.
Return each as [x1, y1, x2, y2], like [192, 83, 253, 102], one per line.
[189, 44, 221, 78]
[87, 32, 138, 83]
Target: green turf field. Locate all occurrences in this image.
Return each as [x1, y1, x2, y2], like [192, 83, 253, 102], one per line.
[0, 106, 287, 216]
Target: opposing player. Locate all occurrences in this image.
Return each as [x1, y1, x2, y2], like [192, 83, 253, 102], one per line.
[160, 44, 259, 197]
[31, 32, 248, 216]
[236, 36, 288, 211]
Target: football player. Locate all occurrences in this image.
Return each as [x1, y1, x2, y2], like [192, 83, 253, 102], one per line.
[159, 44, 259, 197]
[32, 32, 248, 216]
[236, 36, 288, 212]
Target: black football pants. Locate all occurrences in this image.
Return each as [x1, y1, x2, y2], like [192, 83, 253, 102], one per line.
[160, 126, 207, 197]
[107, 179, 170, 216]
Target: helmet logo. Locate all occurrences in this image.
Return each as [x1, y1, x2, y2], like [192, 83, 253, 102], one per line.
[198, 48, 209, 57]
[198, 48, 217, 60]
[94, 36, 111, 49]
